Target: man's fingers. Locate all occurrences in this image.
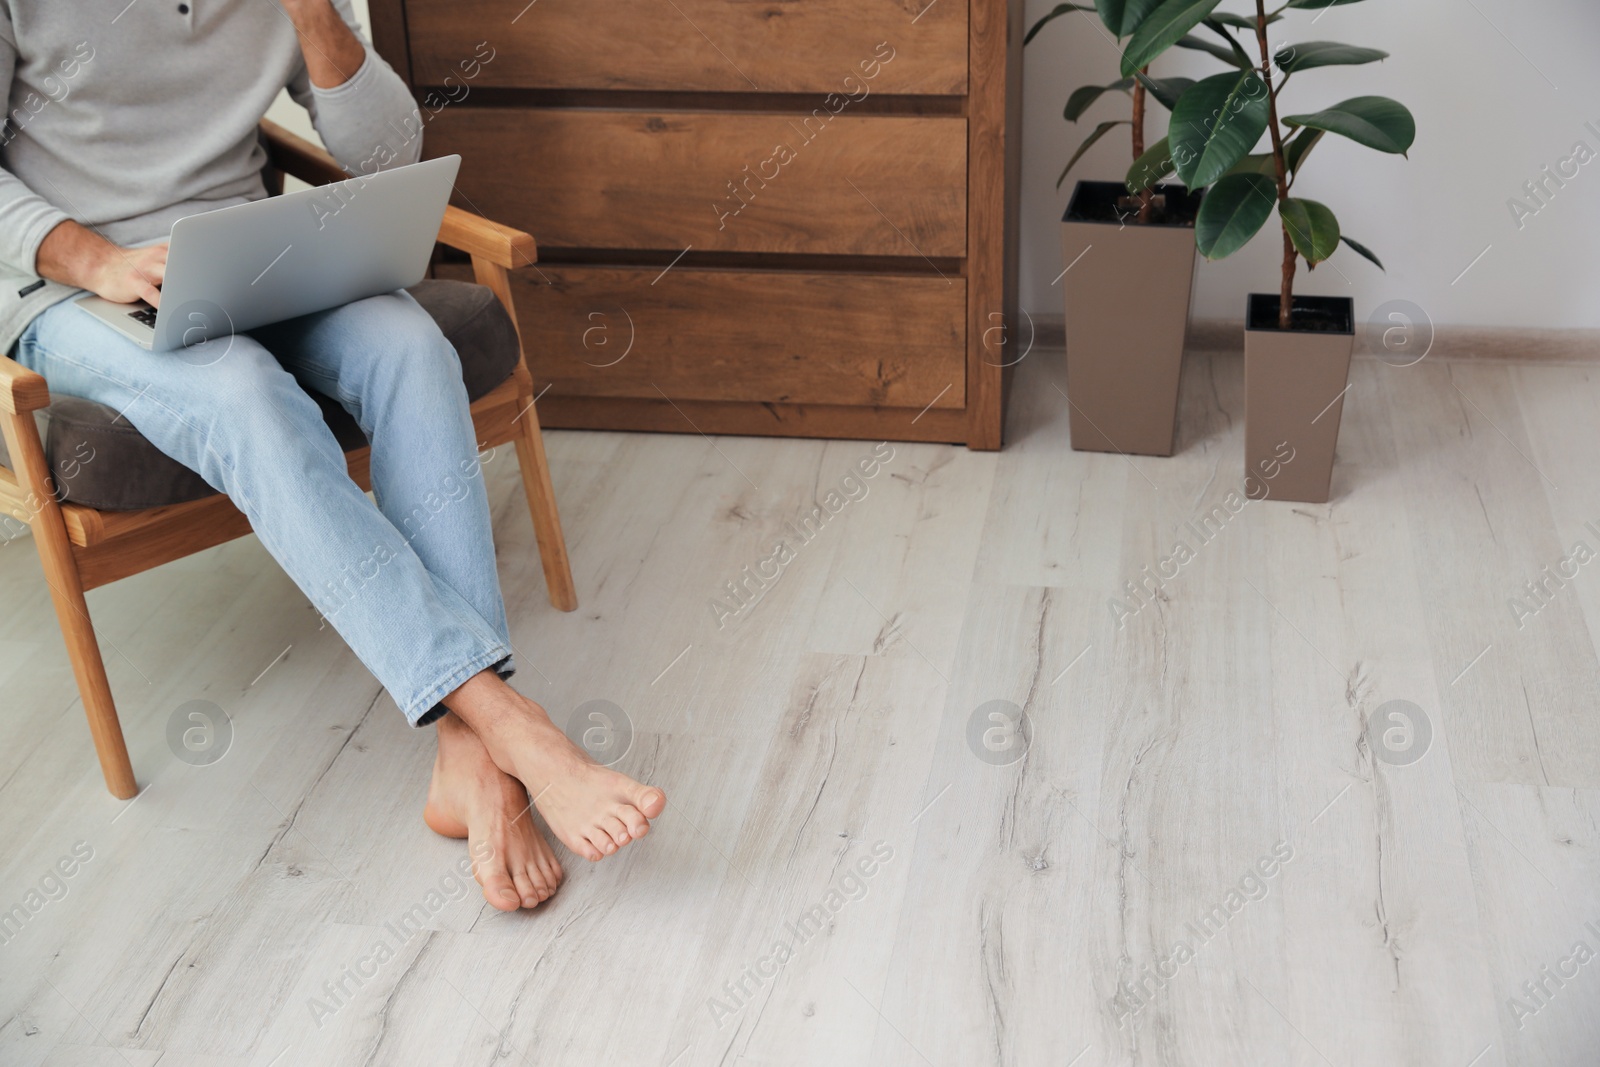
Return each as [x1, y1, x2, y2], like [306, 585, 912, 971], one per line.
[141, 282, 162, 309]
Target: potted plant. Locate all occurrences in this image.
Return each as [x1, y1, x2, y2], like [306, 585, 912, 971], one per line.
[1028, 1, 1227, 457]
[1173, 0, 1414, 502]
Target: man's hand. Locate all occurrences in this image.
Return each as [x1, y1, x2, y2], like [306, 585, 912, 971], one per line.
[277, 0, 367, 90]
[36, 220, 167, 307]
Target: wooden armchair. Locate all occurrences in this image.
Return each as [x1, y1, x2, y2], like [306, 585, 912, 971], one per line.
[0, 120, 575, 800]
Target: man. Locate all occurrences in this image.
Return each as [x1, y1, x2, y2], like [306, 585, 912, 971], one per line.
[1, 0, 664, 911]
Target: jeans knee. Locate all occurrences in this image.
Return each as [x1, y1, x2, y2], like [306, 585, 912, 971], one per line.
[195, 353, 340, 483]
[353, 330, 467, 432]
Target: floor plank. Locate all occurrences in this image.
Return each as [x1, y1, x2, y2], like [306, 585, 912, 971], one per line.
[4, 347, 1598, 1065]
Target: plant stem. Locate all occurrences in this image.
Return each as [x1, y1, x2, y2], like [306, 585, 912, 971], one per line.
[1131, 77, 1146, 159]
[1254, 0, 1294, 329]
[1131, 67, 1153, 222]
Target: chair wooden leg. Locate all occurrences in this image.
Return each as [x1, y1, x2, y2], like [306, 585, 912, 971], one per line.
[470, 252, 577, 612]
[35, 523, 138, 799]
[512, 384, 578, 612]
[2, 405, 137, 799]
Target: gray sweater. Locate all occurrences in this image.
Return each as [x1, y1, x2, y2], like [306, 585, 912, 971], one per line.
[0, 0, 423, 354]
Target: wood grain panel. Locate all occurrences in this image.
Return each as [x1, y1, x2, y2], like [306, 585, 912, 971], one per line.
[533, 393, 971, 443]
[425, 109, 968, 257]
[962, 0, 1021, 450]
[440, 263, 966, 410]
[365, 0, 411, 83]
[405, 1, 967, 94]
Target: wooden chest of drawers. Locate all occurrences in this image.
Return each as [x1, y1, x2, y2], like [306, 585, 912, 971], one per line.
[369, 0, 1021, 449]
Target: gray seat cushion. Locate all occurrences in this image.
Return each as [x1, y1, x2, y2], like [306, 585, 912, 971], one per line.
[1, 279, 520, 511]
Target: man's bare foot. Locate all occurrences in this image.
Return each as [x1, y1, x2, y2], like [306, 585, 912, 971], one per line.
[444, 672, 667, 863]
[424, 712, 564, 911]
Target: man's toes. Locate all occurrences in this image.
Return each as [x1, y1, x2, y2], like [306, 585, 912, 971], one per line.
[511, 865, 540, 909]
[600, 815, 632, 849]
[617, 805, 650, 840]
[582, 830, 613, 859]
[634, 785, 667, 819]
[479, 865, 522, 912]
[524, 862, 554, 902]
[568, 830, 603, 861]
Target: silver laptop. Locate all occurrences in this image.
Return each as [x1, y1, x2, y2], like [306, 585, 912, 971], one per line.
[76, 154, 461, 352]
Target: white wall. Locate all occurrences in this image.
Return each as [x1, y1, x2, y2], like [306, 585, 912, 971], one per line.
[1019, 0, 1600, 330]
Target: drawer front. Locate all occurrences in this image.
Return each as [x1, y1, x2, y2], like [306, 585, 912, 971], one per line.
[440, 264, 966, 410]
[426, 110, 968, 258]
[405, 1, 967, 95]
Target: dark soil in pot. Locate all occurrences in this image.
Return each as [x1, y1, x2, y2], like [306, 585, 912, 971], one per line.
[1064, 180, 1202, 228]
[1247, 293, 1355, 334]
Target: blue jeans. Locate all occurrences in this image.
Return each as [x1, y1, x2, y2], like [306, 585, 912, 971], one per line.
[14, 290, 514, 725]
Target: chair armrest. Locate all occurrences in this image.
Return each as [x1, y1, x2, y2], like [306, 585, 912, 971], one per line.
[438, 206, 537, 271]
[259, 118, 347, 186]
[0, 355, 49, 415]
[257, 119, 537, 270]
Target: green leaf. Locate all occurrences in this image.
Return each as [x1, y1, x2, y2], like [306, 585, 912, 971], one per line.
[1285, 0, 1368, 8]
[1340, 234, 1384, 270]
[1120, 0, 1223, 76]
[1280, 197, 1340, 266]
[1025, 4, 1097, 45]
[1097, 0, 1168, 36]
[1057, 120, 1131, 189]
[1134, 72, 1195, 111]
[1195, 172, 1277, 259]
[1284, 96, 1416, 154]
[1065, 78, 1135, 121]
[1226, 152, 1277, 177]
[1274, 41, 1389, 72]
[1175, 32, 1250, 68]
[1168, 69, 1271, 188]
[1201, 16, 1257, 67]
[1283, 127, 1324, 177]
[1127, 136, 1176, 192]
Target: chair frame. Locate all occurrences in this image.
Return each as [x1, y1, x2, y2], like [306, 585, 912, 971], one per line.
[0, 120, 576, 799]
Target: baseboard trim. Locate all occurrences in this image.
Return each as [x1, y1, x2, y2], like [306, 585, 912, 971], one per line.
[1028, 314, 1600, 363]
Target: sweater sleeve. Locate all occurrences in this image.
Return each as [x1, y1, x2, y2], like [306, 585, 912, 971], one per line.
[286, 0, 424, 176]
[0, 10, 71, 276]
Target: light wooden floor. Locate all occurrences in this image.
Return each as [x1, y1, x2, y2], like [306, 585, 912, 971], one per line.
[3, 345, 1599, 1067]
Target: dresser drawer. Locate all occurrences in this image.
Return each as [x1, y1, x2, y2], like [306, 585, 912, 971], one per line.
[404, 1, 967, 95]
[440, 263, 966, 410]
[426, 109, 967, 258]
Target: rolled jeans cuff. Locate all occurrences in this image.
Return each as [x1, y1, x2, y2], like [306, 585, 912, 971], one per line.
[407, 651, 515, 727]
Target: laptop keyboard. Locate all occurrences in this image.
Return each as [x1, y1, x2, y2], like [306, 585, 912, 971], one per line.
[127, 306, 158, 328]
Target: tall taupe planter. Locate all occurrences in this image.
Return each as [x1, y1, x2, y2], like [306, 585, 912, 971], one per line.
[1060, 181, 1201, 457]
[1242, 294, 1355, 504]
